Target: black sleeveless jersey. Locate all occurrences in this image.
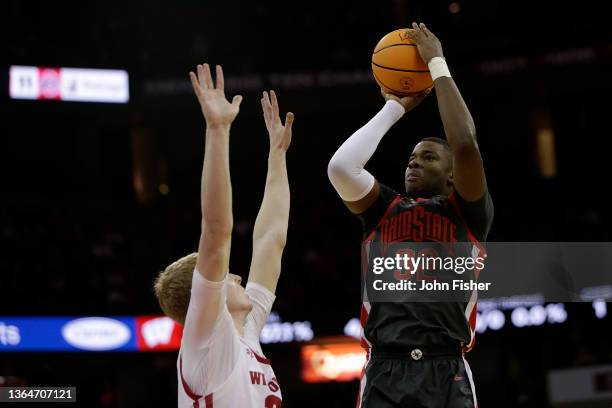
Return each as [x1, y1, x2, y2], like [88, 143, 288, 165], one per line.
[356, 184, 494, 352]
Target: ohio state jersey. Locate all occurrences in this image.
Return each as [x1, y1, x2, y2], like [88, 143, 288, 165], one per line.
[357, 184, 493, 352]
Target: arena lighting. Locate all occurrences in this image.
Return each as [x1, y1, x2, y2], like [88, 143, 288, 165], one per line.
[301, 338, 366, 383]
[343, 318, 361, 339]
[9, 65, 129, 103]
[593, 300, 608, 319]
[260, 312, 314, 344]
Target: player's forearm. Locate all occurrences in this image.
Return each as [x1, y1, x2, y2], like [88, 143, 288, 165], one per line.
[201, 126, 233, 237]
[252, 150, 289, 246]
[327, 100, 404, 201]
[330, 100, 404, 171]
[433, 77, 478, 150]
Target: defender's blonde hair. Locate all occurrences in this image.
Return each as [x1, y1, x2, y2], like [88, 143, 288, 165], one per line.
[153, 252, 198, 324]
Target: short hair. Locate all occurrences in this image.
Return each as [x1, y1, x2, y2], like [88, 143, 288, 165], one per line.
[419, 137, 452, 162]
[420, 137, 450, 151]
[153, 252, 198, 324]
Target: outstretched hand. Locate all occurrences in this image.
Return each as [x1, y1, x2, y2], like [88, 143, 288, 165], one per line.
[381, 87, 432, 112]
[261, 90, 294, 152]
[189, 63, 243, 129]
[405, 22, 444, 64]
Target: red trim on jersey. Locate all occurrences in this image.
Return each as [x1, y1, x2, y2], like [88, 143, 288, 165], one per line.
[365, 194, 402, 242]
[249, 348, 271, 365]
[359, 304, 370, 349]
[356, 370, 363, 408]
[355, 349, 370, 408]
[204, 394, 214, 408]
[179, 356, 202, 401]
[466, 306, 478, 350]
[446, 193, 485, 253]
[447, 192, 487, 354]
[179, 356, 214, 408]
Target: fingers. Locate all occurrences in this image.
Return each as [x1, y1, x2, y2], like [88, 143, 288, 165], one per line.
[411, 22, 421, 38]
[411, 22, 425, 38]
[261, 91, 271, 125]
[196, 64, 205, 89]
[285, 112, 294, 129]
[194, 62, 240, 108]
[410, 22, 435, 39]
[417, 87, 432, 97]
[418, 23, 429, 37]
[261, 90, 284, 122]
[421, 23, 437, 39]
[189, 71, 201, 96]
[215, 65, 225, 91]
[270, 90, 279, 118]
[231, 94, 243, 108]
[282, 112, 294, 150]
[194, 63, 226, 91]
[202, 63, 214, 89]
[413, 88, 432, 104]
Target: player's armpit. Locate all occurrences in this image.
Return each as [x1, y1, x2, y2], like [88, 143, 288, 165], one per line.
[343, 179, 381, 214]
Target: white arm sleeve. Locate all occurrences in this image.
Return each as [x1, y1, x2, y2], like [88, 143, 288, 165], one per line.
[327, 100, 405, 202]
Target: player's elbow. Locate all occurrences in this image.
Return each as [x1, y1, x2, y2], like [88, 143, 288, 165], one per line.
[327, 154, 353, 184]
[450, 129, 479, 152]
[254, 230, 287, 252]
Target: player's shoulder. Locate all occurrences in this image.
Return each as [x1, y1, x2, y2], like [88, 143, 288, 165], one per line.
[378, 183, 401, 202]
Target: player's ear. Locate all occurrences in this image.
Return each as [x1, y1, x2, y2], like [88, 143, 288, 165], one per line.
[447, 172, 454, 188]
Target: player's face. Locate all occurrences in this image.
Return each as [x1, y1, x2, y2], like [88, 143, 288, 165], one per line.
[405, 141, 452, 198]
[226, 273, 252, 314]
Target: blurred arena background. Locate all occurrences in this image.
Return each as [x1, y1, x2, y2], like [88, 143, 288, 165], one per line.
[1, 0, 611, 406]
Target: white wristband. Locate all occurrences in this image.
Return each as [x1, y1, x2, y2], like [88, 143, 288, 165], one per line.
[428, 57, 451, 81]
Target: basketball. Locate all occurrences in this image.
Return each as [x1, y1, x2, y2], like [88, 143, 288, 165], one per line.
[371, 29, 433, 96]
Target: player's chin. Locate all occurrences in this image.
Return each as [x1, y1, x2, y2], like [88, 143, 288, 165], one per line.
[405, 180, 421, 194]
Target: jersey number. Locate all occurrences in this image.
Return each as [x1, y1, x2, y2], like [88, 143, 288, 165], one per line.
[393, 247, 438, 281]
[265, 395, 282, 407]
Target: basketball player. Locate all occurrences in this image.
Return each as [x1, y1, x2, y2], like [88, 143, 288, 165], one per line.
[154, 63, 293, 407]
[328, 23, 493, 407]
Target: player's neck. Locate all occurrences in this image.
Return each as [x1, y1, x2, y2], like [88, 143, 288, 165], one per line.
[407, 186, 453, 199]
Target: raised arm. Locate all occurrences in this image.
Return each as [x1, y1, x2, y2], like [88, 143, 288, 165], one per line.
[247, 90, 293, 293]
[408, 22, 487, 202]
[190, 63, 243, 281]
[327, 91, 429, 214]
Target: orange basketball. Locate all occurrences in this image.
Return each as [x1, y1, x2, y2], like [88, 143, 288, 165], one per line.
[371, 29, 433, 96]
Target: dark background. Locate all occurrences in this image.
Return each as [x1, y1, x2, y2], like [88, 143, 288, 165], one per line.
[1, 0, 611, 406]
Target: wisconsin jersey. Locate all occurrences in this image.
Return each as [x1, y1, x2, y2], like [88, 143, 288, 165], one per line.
[357, 184, 493, 352]
[178, 272, 282, 408]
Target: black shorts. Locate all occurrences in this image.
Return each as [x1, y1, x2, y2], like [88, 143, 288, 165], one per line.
[356, 349, 477, 408]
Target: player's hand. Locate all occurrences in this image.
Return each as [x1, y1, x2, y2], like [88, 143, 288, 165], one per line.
[189, 63, 243, 129]
[261, 90, 294, 152]
[381, 87, 431, 112]
[405, 22, 444, 64]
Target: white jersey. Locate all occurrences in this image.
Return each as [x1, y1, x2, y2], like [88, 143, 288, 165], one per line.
[178, 271, 282, 408]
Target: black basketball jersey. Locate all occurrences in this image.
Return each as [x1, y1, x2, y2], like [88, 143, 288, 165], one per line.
[356, 183, 494, 352]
